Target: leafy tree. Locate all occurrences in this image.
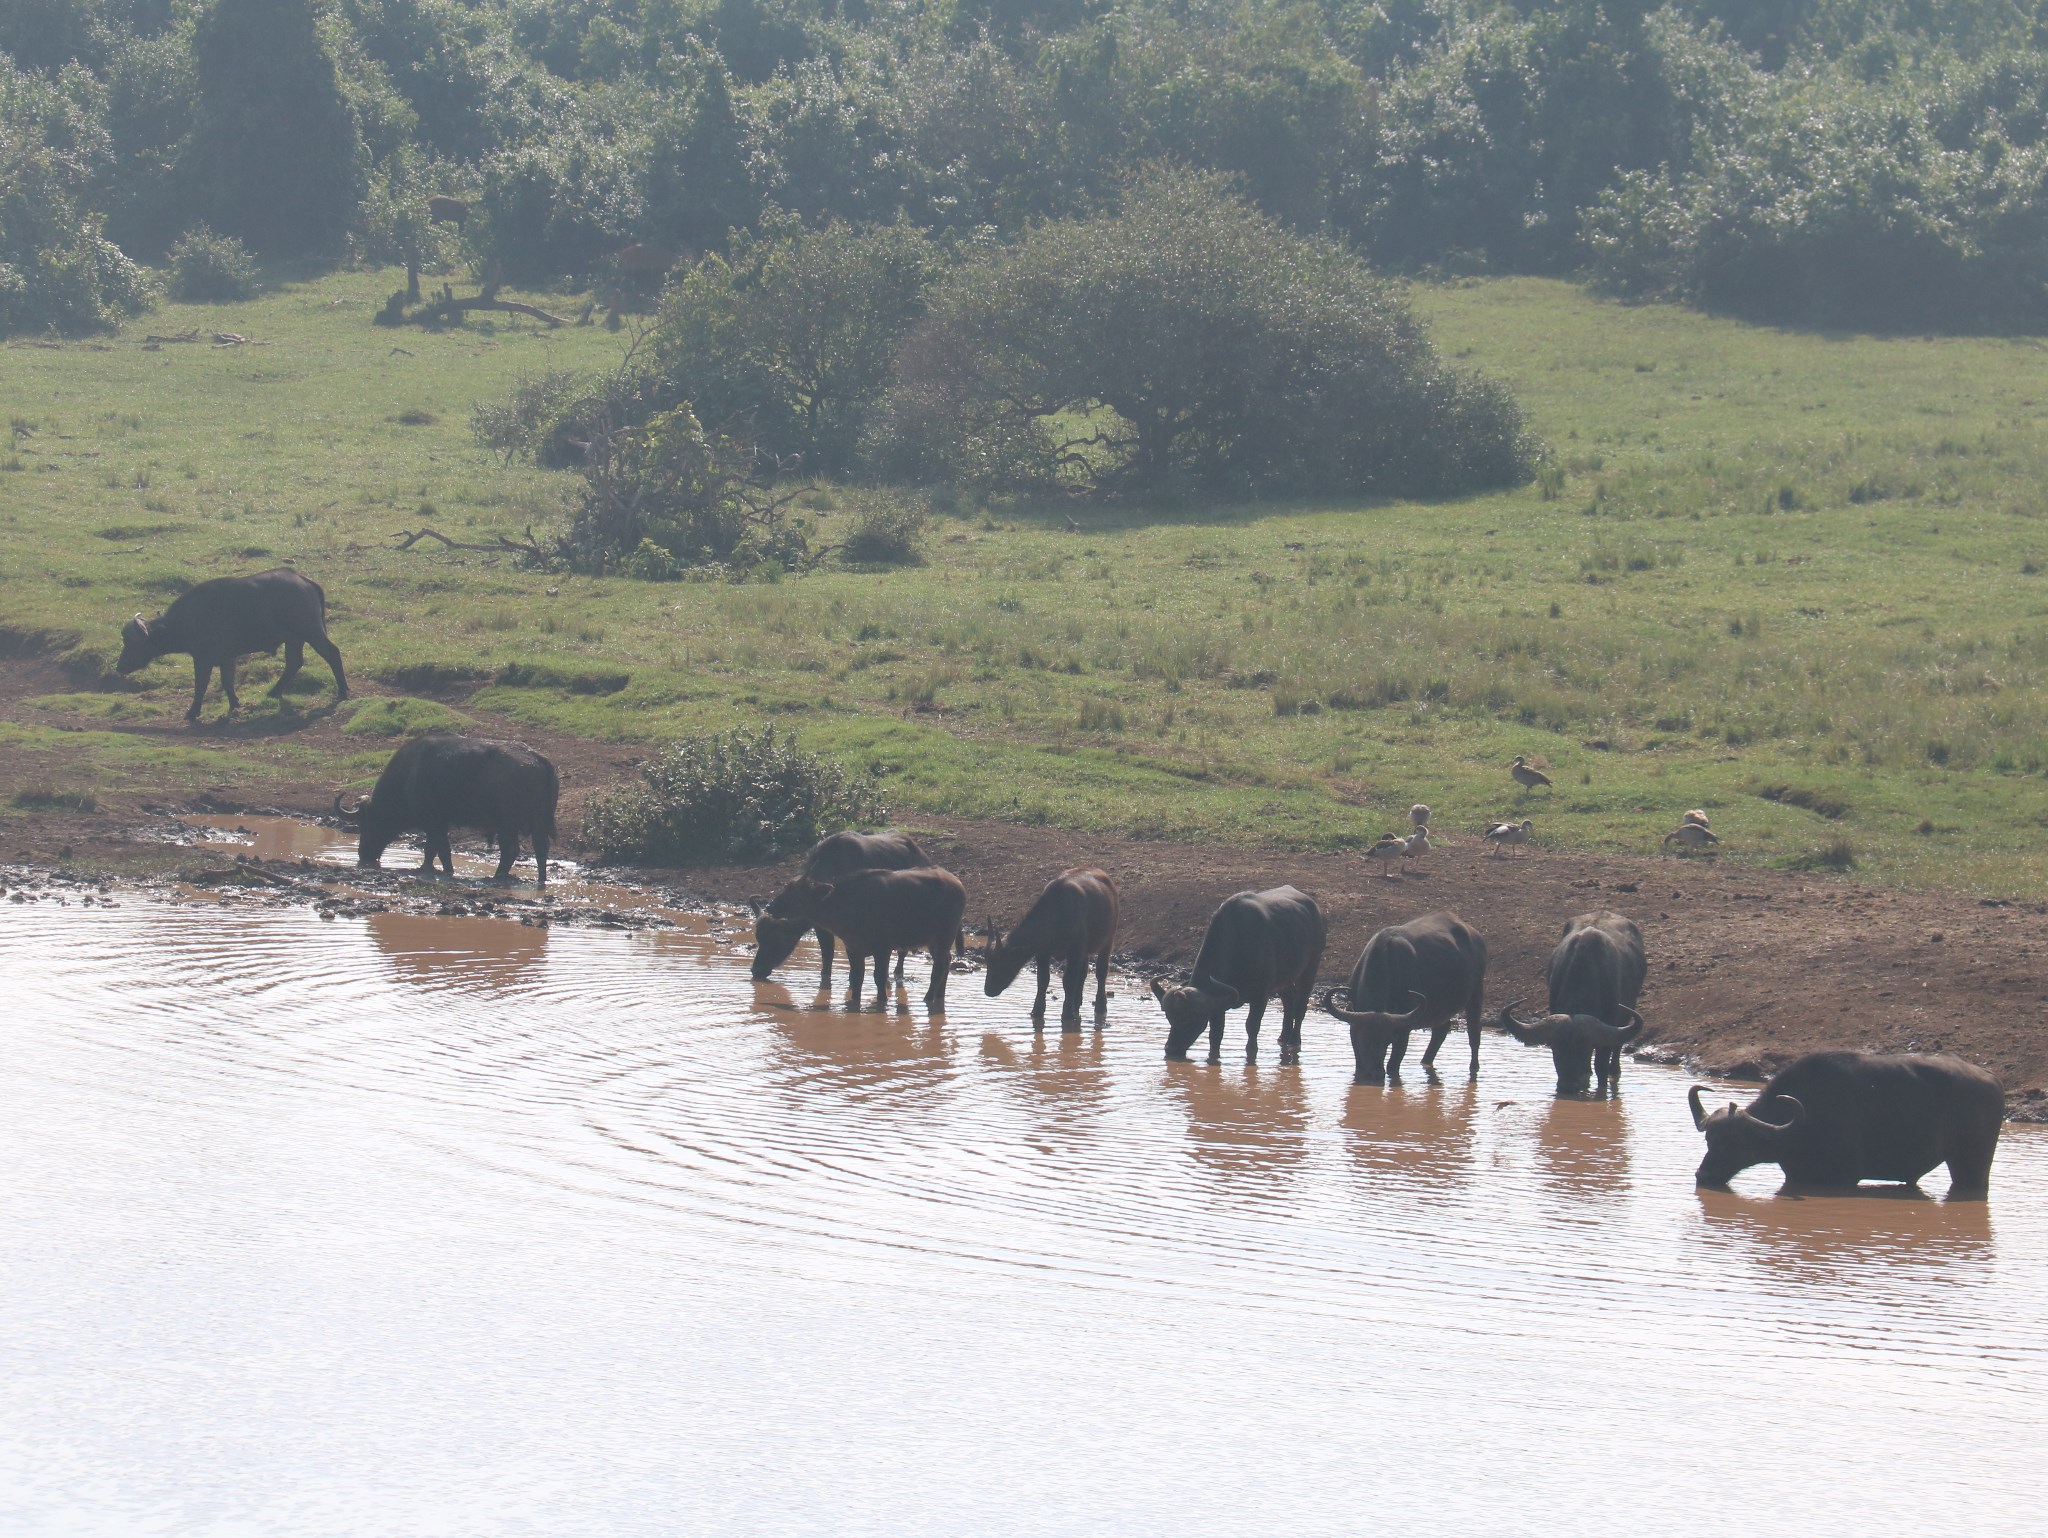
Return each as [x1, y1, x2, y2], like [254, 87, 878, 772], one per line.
[641, 41, 759, 253]
[185, 0, 364, 256]
[101, 28, 195, 255]
[477, 127, 642, 281]
[653, 214, 940, 471]
[871, 166, 1537, 497]
[0, 127, 151, 336]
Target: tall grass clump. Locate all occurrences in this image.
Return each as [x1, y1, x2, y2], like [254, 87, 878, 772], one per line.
[582, 725, 886, 864]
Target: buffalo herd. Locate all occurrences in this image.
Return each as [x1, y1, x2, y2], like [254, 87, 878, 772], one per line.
[112, 583, 2008, 1197]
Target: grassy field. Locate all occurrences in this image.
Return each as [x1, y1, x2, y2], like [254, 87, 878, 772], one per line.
[6, 267, 2048, 891]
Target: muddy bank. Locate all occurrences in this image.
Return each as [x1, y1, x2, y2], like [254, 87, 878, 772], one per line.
[4, 651, 2044, 1112]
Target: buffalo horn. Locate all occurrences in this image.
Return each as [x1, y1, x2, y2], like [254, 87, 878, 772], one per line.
[1566, 1012, 1638, 1047]
[1195, 975, 1242, 1010]
[1498, 999, 1554, 1043]
[1743, 1094, 1803, 1133]
[1687, 1085, 1711, 1130]
[332, 792, 362, 823]
[1149, 978, 1168, 1005]
[1324, 987, 1427, 1029]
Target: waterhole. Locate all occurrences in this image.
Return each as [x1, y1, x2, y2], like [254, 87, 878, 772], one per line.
[2, 888, 2041, 1535]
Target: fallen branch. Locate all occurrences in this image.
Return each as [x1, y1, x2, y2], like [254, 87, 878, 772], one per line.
[392, 524, 547, 559]
[403, 284, 569, 328]
[143, 330, 202, 345]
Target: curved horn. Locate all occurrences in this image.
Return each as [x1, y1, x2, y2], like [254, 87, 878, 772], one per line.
[332, 792, 363, 823]
[1323, 986, 1425, 1029]
[746, 895, 766, 916]
[1497, 999, 1555, 1043]
[1563, 1011, 1639, 1047]
[1688, 1085, 1711, 1130]
[1742, 1094, 1803, 1133]
[1195, 975, 1242, 1010]
[1149, 978, 1168, 1004]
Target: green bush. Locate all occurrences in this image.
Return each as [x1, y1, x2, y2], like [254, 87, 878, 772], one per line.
[581, 725, 887, 865]
[0, 125, 152, 338]
[840, 491, 927, 565]
[871, 165, 1538, 498]
[167, 224, 258, 302]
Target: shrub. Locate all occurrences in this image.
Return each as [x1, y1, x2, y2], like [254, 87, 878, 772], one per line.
[652, 214, 940, 473]
[581, 725, 887, 865]
[0, 130, 152, 338]
[167, 225, 258, 302]
[870, 165, 1538, 497]
[840, 491, 927, 565]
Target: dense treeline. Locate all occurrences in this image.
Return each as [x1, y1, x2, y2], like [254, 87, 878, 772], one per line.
[5, 0, 2046, 336]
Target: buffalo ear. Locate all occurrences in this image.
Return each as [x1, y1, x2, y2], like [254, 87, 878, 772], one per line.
[746, 895, 766, 916]
[1149, 978, 1167, 1003]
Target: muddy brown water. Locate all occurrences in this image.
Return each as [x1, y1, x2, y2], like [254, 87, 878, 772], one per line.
[3, 855, 2045, 1534]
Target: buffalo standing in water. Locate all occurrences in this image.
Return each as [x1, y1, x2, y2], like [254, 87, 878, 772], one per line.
[1690, 1051, 2003, 1196]
[1496, 911, 1646, 1095]
[117, 568, 347, 721]
[983, 867, 1119, 1028]
[338, 733, 558, 884]
[752, 866, 967, 1010]
[751, 830, 931, 985]
[1150, 886, 1325, 1064]
[1321, 911, 1488, 1081]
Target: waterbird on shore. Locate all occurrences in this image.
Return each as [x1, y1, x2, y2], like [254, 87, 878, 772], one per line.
[1410, 803, 1432, 830]
[1510, 755, 1553, 793]
[1682, 809, 1711, 829]
[1368, 833, 1405, 878]
[1664, 822, 1720, 852]
[1484, 819, 1533, 855]
[1402, 828, 1433, 863]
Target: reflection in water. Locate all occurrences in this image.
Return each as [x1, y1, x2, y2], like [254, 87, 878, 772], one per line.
[367, 910, 549, 993]
[3, 897, 2046, 1537]
[1696, 1186, 1996, 1284]
[186, 812, 358, 863]
[1534, 1094, 1633, 1194]
[1340, 1080, 1480, 1185]
[1160, 1062, 1313, 1188]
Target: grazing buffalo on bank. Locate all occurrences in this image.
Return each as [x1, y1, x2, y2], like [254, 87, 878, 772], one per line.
[753, 866, 967, 1010]
[1690, 1052, 2003, 1195]
[751, 830, 931, 985]
[1496, 912, 1647, 1095]
[1321, 911, 1488, 1080]
[339, 732, 558, 884]
[983, 867, 1119, 1027]
[1150, 886, 1325, 1063]
[117, 568, 347, 722]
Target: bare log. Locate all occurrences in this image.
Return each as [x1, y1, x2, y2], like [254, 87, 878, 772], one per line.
[393, 525, 547, 559]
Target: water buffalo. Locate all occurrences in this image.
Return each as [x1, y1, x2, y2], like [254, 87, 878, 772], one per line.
[1496, 911, 1647, 1094]
[1690, 1052, 2003, 1196]
[1150, 886, 1325, 1064]
[753, 866, 967, 1010]
[117, 568, 347, 722]
[427, 195, 469, 229]
[338, 732, 558, 884]
[1321, 911, 1488, 1081]
[983, 867, 1118, 1027]
[750, 830, 931, 985]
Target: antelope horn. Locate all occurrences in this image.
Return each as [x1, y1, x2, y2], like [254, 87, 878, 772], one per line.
[1688, 1085, 1711, 1130]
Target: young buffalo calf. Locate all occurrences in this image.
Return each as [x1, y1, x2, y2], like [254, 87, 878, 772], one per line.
[983, 867, 1118, 1028]
[755, 867, 967, 1010]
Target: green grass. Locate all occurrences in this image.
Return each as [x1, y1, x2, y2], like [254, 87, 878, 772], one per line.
[6, 269, 2048, 889]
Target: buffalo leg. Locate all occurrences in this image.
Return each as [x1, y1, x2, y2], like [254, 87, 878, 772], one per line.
[219, 657, 241, 713]
[925, 939, 951, 1010]
[532, 830, 549, 887]
[816, 928, 837, 987]
[1947, 1134, 1997, 1198]
[1242, 996, 1268, 1062]
[1060, 955, 1087, 1029]
[1419, 1024, 1451, 1074]
[874, 951, 893, 1008]
[1205, 1009, 1225, 1063]
[1385, 1028, 1415, 1078]
[309, 634, 348, 700]
[1093, 947, 1111, 1017]
[493, 828, 519, 879]
[847, 950, 869, 1007]
[272, 641, 305, 696]
[187, 660, 213, 721]
[1031, 956, 1052, 1024]
[895, 952, 906, 981]
[1279, 980, 1311, 1062]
